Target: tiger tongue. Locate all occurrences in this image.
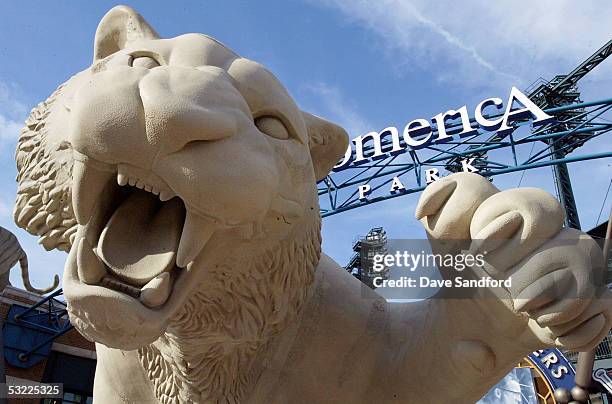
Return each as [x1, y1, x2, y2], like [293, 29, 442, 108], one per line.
[98, 190, 185, 287]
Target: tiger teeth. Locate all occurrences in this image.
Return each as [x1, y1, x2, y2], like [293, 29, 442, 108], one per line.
[159, 190, 175, 201]
[139, 272, 172, 308]
[100, 276, 141, 299]
[176, 211, 216, 268]
[72, 155, 114, 225]
[77, 237, 107, 284]
[116, 164, 175, 200]
[117, 173, 128, 186]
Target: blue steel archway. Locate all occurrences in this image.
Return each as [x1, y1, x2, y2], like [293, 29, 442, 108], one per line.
[318, 39, 612, 221]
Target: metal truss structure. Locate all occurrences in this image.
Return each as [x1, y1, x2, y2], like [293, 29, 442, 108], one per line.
[345, 227, 388, 288]
[514, 39, 612, 229]
[319, 39, 612, 218]
[3, 288, 72, 367]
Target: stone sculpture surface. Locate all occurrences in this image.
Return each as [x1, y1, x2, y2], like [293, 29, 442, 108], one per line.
[12, 6, 612, 403]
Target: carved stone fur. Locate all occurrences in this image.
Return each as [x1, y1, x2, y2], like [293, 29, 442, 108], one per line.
[14, 83, 77, 252]
[138, 223, 320, 403]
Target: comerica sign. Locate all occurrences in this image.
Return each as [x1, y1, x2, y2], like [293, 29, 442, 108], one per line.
[332, 87, 555, 200]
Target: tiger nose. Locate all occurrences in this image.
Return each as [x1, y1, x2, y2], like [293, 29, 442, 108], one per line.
[69, 65, 246, 170]
[138, 65, 244, 156]
[69, 67, 155, 168]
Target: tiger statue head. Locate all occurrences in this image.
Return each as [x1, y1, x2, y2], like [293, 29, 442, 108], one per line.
[14, 5, 348, 401]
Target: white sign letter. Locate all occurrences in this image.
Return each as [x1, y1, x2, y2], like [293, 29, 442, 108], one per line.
[403, 119, 432, 149]
[333, 145, 353, 170]
[358, 184, 371, 200]
[389, 176, 406, 193]
[475, 97, 504, 131]
[432, 105, 476, 142]
[353, 127, 403, 163]
[461, 158, 478, 173]
[542, 352, 558, 369]
[425, 168, 440, 184]
[498, 87, 554, 135]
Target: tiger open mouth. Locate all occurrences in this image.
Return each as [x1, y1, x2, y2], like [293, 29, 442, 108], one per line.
[70, 151, 219, 309]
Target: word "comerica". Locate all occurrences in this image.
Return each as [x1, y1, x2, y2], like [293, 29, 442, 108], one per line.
[334, 87, 553, 170]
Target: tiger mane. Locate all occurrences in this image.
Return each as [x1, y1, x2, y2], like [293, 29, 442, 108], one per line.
[14, 82, 77, 252]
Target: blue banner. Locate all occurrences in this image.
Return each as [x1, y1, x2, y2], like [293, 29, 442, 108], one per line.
[527, 349, 576, 392]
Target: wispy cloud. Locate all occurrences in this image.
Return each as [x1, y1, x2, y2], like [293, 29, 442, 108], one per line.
[0, 115, 21, 143]
[406, 5, 496, 74]
[302, 82, 373, 136]
[0, 197, 12, 219]
[307, 0, 612, 91]
[0, 81, 27, 148]
[0, 82, 27, 117]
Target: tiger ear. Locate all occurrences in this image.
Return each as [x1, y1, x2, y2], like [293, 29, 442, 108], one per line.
[303, 112, 349, 181]
[93, 5, 160, 63]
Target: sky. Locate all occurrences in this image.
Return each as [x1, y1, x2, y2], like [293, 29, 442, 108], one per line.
[0, 0, 610, 290]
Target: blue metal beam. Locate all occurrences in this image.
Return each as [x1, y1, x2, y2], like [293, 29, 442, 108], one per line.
[321, 151, 612, 217]
[319, 97, 612, 217]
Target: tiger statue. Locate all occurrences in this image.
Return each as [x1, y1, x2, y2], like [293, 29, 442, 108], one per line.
[13, 5, 611, 403]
